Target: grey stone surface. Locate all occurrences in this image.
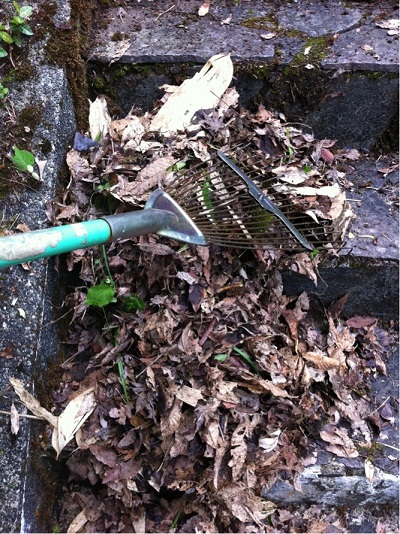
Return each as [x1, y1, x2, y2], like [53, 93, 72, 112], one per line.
[0, 1, 76, 532]
[303, 74, 399, 150]
[282, 258, 399, 320]
[265, 463, 399, 506]
[276, 1, 363, 38]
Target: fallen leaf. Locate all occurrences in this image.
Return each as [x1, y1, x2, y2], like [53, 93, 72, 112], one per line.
[261, 32, 276, 40]
[258, 429, 281, 452]
[89, 96, 111, 141]
[10, 378, 96, 458]
[302, 351, 340, 370]
[67, 509, 88, 534]
[175, 385, 204, 407]
[345, 316, 377, 329]
[10, 402, 20, 435]
[198, 1, 210, 16]
[53, 388, 96, 458]
[364, 458, 374, 483]
[151, 53, 233, 133]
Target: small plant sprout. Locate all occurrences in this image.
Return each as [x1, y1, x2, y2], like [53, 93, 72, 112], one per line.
[86, 246, 116, 307]
[0, 2, 33, 56]
[215, 346, 259, 374]
[11, 146, 40, 180]
[117, 360, 129, 404]
[0, 83, 9, 99]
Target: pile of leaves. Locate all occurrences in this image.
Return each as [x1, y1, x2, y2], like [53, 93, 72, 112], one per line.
[42, 86, 394, 532]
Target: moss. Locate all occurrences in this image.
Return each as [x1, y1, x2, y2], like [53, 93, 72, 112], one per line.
[14, 60, 37, 82]
[290, 35, 333, 67]
[240, 15, 278, 31]
[44, 0, 98, 130]
[38, 138, 52, 155]
[18, 104, 42, 132]
[372, 110, 399, 154]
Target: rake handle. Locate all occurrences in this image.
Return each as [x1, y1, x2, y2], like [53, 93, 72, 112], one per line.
[0, 209, 177, 268]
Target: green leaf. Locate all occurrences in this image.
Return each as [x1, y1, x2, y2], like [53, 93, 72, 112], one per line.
[18, 23, 33, 35]
[11, 146, 35, 171]
[0, 31, 13, 43]
[86, 282, 115, 307]
[233, 346, 259, 374]
[0, 84, 9, 98]
[11, 32, 21, 46]
[0, 47, 8, 58]
[11, 15, 24, 25]
[214, 353, 228, 362]
[117, 360, 129, 404]
[19, 6, 32, 18]
[123, 294, 145, 312]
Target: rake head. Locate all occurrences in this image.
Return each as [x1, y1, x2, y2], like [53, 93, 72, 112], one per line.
[151, 145, 349, 252]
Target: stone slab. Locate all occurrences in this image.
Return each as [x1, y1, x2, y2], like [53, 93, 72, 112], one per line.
[89, 0, 398, 72]
[0, 1, 76, 532]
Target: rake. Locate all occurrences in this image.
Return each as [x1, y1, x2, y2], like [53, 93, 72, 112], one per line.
[0, 147, 343, 268]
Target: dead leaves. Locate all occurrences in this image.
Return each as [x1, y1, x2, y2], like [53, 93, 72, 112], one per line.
[30, 54, 392, 533]
[10, 378, 96, 458]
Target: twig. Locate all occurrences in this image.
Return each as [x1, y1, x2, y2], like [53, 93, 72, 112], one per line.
[368, 396, 390, 417]
[156, 4, 175, 21]
[136, 354, 164, 378]
[0, 409, 45, 420]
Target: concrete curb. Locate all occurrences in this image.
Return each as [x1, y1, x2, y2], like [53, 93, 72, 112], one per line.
[0, 1, 76, 531]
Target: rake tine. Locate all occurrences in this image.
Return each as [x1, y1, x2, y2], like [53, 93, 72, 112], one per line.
[217, 150, 314, 250]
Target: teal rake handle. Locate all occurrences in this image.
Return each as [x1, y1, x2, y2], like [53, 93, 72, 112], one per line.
[0, 209, 177, 268]
[217, 151, 313, 250]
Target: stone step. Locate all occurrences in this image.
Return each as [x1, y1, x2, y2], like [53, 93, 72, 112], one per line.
[87, 0, 399, 150]
[86, 0, 399, 320]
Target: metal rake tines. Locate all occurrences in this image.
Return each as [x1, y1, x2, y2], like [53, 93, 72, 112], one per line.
[165, 150, 336, 251]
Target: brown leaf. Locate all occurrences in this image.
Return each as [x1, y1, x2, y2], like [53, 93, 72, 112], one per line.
[328, 294, 349, 319]
[138, 243, 176, 255]
[320, 424, 359, 458]
[189, 284, 206, 312]
[89, 445, 118, 467]
[175, 385, 204, 407]
[345, 316, 377, 329]
[160, 397, 182, 437]
[302, 351, 340, 370]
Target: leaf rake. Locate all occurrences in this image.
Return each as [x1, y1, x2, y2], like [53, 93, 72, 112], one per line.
[0, 145, 347, 268]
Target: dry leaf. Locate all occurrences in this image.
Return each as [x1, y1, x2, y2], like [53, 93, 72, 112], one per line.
[302, 351, 340, 370]
[10, 378, 58, 427]
[320, 424, 359, 458]
[10, 402, 20, 435]
[89, 96, 111, 141]
[10, 378, 96, 459]
[364, 458, 374, 483]
[198, 1, 210, 16]
[259, 429, 281, 452]
[261, 32, 276, 40]
[175, 385, 204, 407]
[151, 53, 233, 133]
[67, 509, 88, 533]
